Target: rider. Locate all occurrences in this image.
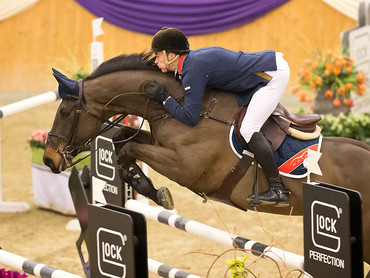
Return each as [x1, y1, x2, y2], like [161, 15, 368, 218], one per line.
[146, 27, 291, 206]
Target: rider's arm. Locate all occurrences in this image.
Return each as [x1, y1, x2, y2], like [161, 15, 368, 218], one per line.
[164, 70, 206, 126]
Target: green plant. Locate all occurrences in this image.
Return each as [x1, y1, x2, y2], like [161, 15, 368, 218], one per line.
[318, 113, 370, 144]
[225, 256, 248, 278]
[70, 67, 89, 80]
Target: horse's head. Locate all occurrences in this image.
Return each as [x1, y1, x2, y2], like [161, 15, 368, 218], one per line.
[43, 69, 103, 173]
[44, 54, 184, 173]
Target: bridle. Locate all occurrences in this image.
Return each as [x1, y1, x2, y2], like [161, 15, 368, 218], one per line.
[47, 79, 98, 167]
[47, 79, 148, 168]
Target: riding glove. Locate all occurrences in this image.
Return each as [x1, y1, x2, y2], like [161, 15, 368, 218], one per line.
[144, 80, 170, 104]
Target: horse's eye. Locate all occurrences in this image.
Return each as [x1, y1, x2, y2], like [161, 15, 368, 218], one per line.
[60, 109, 70, 118]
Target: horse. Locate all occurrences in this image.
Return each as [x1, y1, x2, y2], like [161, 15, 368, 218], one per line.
[43, 53, 370, 266]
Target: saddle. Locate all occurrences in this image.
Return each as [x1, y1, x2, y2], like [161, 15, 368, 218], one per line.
[234, 103, 322, 151]
[208, 103, 321, 209]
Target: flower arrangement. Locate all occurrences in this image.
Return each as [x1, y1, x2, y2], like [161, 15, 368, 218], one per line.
[28, 129, 48, 149]
[294, 50, 366, 108]
[0, 268, 28, 278]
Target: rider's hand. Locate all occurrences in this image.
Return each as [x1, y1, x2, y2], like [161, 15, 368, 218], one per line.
[144, 80, 170, 104]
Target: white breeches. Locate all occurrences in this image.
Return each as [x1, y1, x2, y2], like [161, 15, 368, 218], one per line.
[240, 52, 290, 143]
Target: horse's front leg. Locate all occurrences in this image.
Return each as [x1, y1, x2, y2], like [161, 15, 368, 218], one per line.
[112, 126, 174, 209]
[112, 125, 153, 166]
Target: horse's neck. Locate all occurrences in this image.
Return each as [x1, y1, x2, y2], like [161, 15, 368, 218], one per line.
[83, 71, 183, 121]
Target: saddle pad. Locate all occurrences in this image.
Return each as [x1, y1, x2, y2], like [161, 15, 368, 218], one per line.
[229, 126, 323, 179]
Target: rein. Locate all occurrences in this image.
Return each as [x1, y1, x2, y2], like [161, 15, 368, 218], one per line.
[150, 95, 235, 126]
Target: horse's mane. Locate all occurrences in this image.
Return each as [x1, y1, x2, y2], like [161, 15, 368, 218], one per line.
[86, 53, 159, 80]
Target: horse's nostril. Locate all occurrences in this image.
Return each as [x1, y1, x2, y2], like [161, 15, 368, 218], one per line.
[43, 156, 59, 173]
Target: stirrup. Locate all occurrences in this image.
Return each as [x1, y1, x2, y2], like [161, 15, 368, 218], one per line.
[248, 186, 290, 207]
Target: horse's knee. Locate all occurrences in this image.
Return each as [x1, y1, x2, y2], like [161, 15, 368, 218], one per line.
[112, 126, 136, 155]
[117, 142, 135, 167]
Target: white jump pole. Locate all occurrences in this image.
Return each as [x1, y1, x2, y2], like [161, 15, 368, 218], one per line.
[148, 258, 201, 278]
[0, 91, 59, 212]
[0, 249, 83, 278]
[126, 199, 305, 271]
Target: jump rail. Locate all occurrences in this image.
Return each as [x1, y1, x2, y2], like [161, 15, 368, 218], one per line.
[126, 199, 305, 271]
[0, 91, 60, 212]
[0, 249, 201, 278]
[148, 258, 201, 278]
[0, 249, 83, 278]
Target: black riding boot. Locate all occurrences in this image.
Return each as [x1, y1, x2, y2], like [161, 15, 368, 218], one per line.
[119, 162, 174, 210]
[246, 132, 290, 207]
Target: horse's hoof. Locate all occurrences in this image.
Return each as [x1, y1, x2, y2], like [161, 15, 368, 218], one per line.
[273, 201, 289, 208]
[157, 187, 174, 210]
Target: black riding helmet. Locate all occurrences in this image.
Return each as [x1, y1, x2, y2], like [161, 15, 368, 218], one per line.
[151, 27, 190, 55]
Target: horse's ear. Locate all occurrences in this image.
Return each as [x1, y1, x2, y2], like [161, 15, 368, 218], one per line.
[52, 68, 79, 100]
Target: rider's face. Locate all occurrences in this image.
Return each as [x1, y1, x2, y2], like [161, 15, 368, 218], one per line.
[154, 51, 177, 73]
[154, 52, 168, 73]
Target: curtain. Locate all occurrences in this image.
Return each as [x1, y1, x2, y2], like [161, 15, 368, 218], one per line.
[74, 0, 290, 35]
[0, 0, 39, 22]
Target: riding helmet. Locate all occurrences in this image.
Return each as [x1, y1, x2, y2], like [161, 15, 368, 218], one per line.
[151, 27, 190, 54]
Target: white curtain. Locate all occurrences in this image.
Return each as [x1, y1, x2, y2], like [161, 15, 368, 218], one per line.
[322, 0, 363, 20]
[0, 0, 40, 22]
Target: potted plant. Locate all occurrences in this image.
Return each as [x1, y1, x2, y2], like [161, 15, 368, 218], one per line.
[294, 50, 366, 115]
[29, 130, 90, 215]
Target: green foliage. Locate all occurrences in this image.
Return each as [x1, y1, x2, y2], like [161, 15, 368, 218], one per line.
[70, 67, 90, 80]
[225, 256, 248, 278]
[318, 113, 370, 144]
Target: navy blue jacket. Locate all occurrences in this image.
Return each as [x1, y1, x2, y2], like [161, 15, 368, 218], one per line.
[164, 47, 277, 126]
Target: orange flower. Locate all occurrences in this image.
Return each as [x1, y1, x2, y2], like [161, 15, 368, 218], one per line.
[304, 74, 311, 82]
[303, 67, 311, 75]
[345, 83, 353, 90]
[298, 91, 306, 102]
[311, 82, 317, 89]
[325, 89, 334, 98]
[346, 58, 354, 66]
[314, 76, 322, 84]
[358, 83, 367, 92]
[343, 98, 354, 107]
[333, 99, 341, 106]
[357, 72, 365, 84]
[325, 62, 334, 70]
[345, 67, 352, 74]
[333, 66, 341, 75]
[292, 86, 299, 93]
[335, 58, 346, 67]
[312, 62, 319, 69]
[324, 69, 331, 76]
[338, 87, 346, 95]
[305, 96, 312, 103]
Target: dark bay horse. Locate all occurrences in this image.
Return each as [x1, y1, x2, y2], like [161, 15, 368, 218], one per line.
[43, 54, 370, 265]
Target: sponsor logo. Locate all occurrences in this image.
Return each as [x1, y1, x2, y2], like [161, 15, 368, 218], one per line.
[311, 200, 341, 252]
[97, 227, 127, 278]
[95, 136, 116, 181]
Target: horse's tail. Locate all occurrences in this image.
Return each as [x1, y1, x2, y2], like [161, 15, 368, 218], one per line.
[325, 136, 370, 151]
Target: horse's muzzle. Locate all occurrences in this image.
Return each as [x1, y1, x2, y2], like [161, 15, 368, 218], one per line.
[43, 156, 62, 173]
